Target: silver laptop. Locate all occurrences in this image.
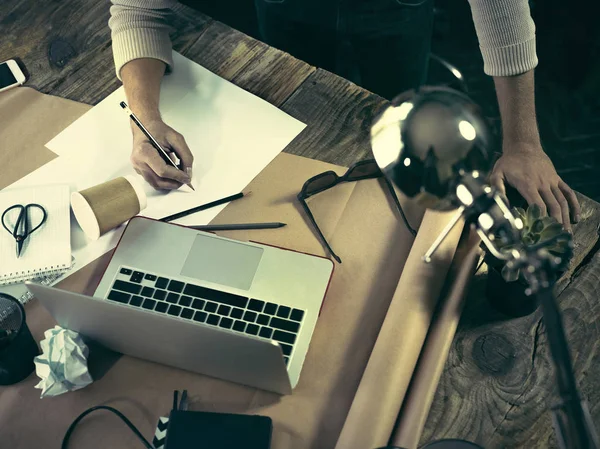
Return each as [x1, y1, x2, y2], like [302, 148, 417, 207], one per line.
[26, 216, 334, 394]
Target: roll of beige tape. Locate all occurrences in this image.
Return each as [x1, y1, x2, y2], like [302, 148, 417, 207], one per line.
[71, 175, 147, 240]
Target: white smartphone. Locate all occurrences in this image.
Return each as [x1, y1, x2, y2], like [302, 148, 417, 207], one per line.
[0, 59, 26, 93]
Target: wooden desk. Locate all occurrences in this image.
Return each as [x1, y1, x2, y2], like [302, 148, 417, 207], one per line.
[2, 1, 600, 447]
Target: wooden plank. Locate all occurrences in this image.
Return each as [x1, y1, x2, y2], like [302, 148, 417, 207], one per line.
[280, 69, 388, 167]
[181, 20, 315, 107]
[421, 193, 600, 448]
[0, 0, 211, 105]
[555, 194, 600, 296]
[1, 0, 113, 103]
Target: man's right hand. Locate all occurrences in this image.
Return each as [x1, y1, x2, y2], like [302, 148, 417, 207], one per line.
[120, 58, 194, 190]
[131, 118, 194, 190]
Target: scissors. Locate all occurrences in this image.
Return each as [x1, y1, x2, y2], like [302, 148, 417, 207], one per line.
[1, 203, 47, 258]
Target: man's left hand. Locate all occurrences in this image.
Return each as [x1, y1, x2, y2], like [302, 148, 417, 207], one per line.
[489, 143, 581, 232]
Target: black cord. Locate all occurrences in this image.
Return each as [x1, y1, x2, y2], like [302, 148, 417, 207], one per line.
[173, 390, 179, 411]
[397, 202, 418, 237]
[62, 405, 154, 449]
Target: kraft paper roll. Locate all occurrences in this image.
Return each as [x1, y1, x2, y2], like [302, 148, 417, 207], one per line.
[334, 209, 465, 449]
[71, 175, 147, 240]
[390, 231, 481, 449]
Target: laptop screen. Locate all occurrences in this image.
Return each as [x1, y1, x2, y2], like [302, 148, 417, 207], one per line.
[180, 233, 263, 290]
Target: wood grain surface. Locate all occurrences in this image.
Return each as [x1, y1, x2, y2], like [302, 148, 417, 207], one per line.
[2, 1, 600, 447]
[182, 20, 316, 107]
[0, 0, 213, 105]
[281, 69, 387, 167]
[422, 193, 600, 448]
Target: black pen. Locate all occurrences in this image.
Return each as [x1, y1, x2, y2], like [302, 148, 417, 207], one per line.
[159, 191, 249, 222]
[120, 101, 195, 191]
[190, 222, 286, 231]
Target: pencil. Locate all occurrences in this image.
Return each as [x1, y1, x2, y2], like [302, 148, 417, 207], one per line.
[120, 101, 195, 191]
[190, 222, 286, 231]
[159, 191, 248, 222]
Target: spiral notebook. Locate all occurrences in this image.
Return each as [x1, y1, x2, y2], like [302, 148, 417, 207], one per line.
[0, 185, 72, 285]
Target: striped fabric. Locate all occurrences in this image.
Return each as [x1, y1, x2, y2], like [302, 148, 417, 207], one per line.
[153, 416, 169, 449]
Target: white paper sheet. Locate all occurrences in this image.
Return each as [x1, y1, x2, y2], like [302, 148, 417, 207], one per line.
[47, 51, 225, 157]
[6, 51, 306, 294]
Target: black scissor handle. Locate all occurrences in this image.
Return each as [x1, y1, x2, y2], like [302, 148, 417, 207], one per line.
[1, 203, 47, 238]
[1, 204, 24, 237]
[23, 204, 47, 235]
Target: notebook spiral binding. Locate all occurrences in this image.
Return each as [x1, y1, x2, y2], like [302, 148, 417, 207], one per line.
[8, 257, 76, 306]
[2, 264, 69, 277]
[0, 262, 72, 286]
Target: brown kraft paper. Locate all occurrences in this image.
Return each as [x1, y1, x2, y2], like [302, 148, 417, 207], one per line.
[335, 210, 465, 449]
[0, 87, 88, 190]
[390, 229, 482, 449]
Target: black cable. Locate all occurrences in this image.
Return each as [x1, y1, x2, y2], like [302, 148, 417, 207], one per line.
[397, 202, 417, 237]
[61, 405, 154, 449]
[429, 53, 469, 94]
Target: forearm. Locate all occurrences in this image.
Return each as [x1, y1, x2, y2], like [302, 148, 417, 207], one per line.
[121, 58, 166, 123]
[490, 70, 581, 226]
[109, 0, 175, 80]
[494, 70, 541, 151]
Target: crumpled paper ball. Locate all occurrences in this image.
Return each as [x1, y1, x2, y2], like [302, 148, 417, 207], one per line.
[34, 326, 93, 398]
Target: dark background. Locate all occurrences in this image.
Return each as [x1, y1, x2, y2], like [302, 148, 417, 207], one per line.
[431, 0, 600, 202]
[191, 0, 600, 202]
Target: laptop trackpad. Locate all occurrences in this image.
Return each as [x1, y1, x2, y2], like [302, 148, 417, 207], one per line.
[180, 233, 263, 290]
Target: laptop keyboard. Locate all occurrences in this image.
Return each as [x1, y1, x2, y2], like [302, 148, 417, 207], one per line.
[106, 267, 306, 366]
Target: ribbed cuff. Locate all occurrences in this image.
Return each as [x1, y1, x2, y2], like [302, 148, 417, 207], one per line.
[112, 27, 174, 80]
[480, 37, 538, 77]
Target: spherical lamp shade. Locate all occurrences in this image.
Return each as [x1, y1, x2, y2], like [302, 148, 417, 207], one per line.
[371, 87, 493, 210]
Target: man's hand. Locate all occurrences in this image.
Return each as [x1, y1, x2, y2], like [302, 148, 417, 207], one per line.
[491, 71, 581, 231]
[120, 58, 194, 190]
[131, 119, 194, 190]
[490, 143, 580, 231]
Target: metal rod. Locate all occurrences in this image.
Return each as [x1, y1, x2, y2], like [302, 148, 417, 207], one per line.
[537, 286, 597, 449]
[422, 206, 465, 263]
[476, 228, 510, 261]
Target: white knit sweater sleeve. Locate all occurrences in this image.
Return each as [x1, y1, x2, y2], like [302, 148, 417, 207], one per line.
[109, 0, 179, 79]
[467, 0, 538, 76]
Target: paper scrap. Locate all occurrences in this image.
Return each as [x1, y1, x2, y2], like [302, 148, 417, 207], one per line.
[34, 326, 93, 398]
